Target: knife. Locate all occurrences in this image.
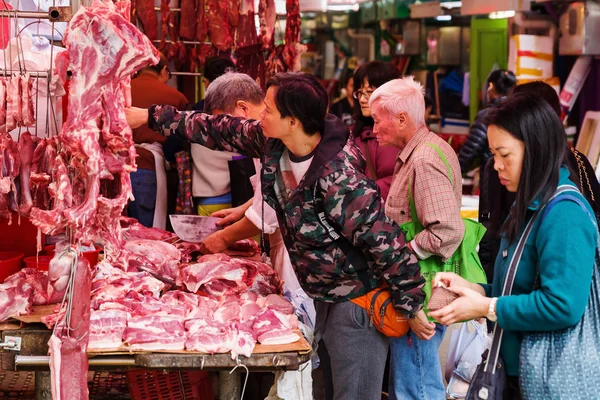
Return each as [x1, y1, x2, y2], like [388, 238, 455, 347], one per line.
[169, 215, 223, 243]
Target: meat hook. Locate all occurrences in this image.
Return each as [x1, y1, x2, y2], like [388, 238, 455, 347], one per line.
[230, 357, 249, 399]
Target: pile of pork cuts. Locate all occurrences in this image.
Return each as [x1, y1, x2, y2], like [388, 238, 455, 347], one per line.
[0, 230, 299, 360]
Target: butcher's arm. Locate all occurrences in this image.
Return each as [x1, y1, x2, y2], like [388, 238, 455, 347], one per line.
[321, 170, 425, 318]
[200, 217, 261, 254]
[126, 105, 265, 158]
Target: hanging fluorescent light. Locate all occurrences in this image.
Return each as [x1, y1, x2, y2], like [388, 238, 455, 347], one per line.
[435, 15, 452, 21]
[489, 10, 516, 19]
[440, 1, 462, 9]
[326, 3, 360, 11]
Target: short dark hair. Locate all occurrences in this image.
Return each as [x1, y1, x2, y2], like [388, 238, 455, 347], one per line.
[203, 57, 236, 82]
[144, 52, 168, 75]
[352, 61, 401, 135]
[485, 93, 566, 243]
[266, 72, 329, 136]
[487, 69, 517, 97]
[513, 81, 561, 117]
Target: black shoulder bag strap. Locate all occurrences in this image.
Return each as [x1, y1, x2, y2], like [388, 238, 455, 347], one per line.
[483, 185, 573, 377]
[312, 182, 374, 291]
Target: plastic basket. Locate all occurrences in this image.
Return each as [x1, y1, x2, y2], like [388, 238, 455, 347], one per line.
[127, 370, 214, 400]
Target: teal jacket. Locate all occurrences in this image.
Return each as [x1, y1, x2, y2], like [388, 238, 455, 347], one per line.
[481, 166, 598, 376]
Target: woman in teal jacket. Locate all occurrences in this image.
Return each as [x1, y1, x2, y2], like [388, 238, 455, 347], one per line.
[430, 93, 598, 399]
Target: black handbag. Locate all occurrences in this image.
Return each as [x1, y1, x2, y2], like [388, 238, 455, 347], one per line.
[466, 186, 552, 400]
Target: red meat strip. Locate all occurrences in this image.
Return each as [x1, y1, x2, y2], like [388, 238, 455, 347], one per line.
[282, 0, 301, 70]
[207, 0, 232, 51]
[179, 0, 197, 40]
[196, 0, 207, 42]
[30, 138, 56, 210]
[0, 78, 6, 128]
[17, 132, 34, 216]
[258, 0, 276, 48]
[6, 75, 21, 131]
[135, 0, 158, 40]
[21, 74, 35, 126]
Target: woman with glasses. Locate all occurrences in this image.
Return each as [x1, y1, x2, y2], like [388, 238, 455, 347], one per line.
[351, 61, 402, 200]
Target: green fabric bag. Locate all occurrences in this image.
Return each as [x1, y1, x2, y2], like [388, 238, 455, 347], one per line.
[400, 143, 488, 320]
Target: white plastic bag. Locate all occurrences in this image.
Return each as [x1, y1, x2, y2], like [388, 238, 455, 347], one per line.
[445, 320, 491, 399]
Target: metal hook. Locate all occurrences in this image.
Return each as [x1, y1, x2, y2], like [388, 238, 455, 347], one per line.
[229, 358, 249, 400]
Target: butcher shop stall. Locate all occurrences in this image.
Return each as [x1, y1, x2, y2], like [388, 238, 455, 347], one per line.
[0, 0, 312, 399]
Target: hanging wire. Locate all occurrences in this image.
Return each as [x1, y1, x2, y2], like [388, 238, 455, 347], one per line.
[229, 359, 250, 400]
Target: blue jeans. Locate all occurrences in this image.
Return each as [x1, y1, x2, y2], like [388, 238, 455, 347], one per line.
[389, 324, 446, 400]
[129, 169, 157, 228]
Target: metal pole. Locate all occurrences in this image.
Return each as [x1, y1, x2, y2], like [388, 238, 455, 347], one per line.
[0, 70, 49, 78]
[170, 71, 204, 77]
[35, 371, 52, 400]
[15, 355, 137, 367]
[219, 370, 241, 400]
[153, 39, 212, 46]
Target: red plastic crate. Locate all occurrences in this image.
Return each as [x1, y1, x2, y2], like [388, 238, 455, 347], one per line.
[127, 370, 214, 400]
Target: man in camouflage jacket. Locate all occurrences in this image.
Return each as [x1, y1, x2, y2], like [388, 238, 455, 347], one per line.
[127, 72, 425, 400]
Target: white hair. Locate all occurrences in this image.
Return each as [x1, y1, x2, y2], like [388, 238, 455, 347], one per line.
[369, 76, 426, 123]
[204, 72, 264, 114]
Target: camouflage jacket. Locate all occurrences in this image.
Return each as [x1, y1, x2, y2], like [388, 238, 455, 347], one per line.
[149, 105, 425, 317]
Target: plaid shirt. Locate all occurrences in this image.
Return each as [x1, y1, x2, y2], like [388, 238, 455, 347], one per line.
[385, 126, 464, 261]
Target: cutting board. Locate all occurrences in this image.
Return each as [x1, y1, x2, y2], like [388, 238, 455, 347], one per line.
[12, 304, 55, 324]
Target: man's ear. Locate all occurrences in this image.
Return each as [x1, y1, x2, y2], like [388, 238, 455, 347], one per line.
[237, 100, 249, 116]
[398, 111, 408, 127]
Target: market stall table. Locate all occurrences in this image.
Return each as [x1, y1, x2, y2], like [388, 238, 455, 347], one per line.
[1, 309, 312, 400]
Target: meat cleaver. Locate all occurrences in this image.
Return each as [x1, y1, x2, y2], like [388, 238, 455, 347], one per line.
[169, 215, 222, 243]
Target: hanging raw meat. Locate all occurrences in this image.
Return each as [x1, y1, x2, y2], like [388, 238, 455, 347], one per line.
[227, 0, 240, 29]
[21, 74, 36, 126]
[236, 0, 256, 48]
[0, 78, 6, 129]
[282, 0, 300, 70]
[17, 132, 34, 216]
[196, 0, 207, 43]
[48, 256, 91, 400]
[207, 0, 232, 51]
[159, 0, 170, 54]
[179, 0, 197, 40]
[6, 75, 20, 131]
[258, 0, 276, 48]
[30, 137, 56, 210]
[135, 0, 159, 40]
[0, 134, 19, 223]
[29, 0, 158, 257]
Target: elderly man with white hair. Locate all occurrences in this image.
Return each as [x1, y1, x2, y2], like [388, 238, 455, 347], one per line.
[370, 76, 464, 400]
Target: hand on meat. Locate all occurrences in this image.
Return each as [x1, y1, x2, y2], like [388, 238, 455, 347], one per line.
[125, 107, 149, 129]
[200, 231, 230, 255]
[212, 202, 251, 227]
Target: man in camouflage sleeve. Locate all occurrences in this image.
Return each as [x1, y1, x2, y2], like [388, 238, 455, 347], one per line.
[126, 72, 425, 400]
